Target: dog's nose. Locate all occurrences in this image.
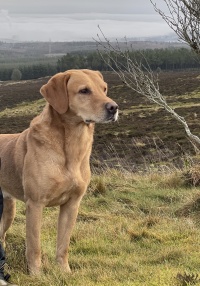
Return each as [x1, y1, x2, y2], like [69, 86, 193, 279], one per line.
[105, 102, 119, 114]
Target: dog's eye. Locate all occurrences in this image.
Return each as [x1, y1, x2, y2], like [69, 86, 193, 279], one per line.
[79, 88, 91, 94]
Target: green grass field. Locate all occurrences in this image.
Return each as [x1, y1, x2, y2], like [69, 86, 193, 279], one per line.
[4, 169, 200, 286]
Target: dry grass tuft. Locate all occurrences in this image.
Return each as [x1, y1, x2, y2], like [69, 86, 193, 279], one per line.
[176, 194, 200, 217]
[176, 272, 200, 286]
[141, 216, 160, 228]
[88, 175, 108, 196]
[149, 171, 185, 189]
[128, 228, 162, 243]
[182, 165, 200, 187]
[153, 249, 184, 264]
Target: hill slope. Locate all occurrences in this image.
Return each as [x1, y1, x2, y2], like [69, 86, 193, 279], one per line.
[1, 70, 200, 170]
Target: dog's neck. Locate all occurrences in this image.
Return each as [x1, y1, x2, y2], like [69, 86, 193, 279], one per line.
[30, 104, 95, 148]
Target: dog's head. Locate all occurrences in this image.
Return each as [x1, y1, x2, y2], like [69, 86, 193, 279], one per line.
[40, 69, 118, 123]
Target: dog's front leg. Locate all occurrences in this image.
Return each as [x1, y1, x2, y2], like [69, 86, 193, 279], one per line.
[56, 197, 82, 272]
[25, 199, 43, 275]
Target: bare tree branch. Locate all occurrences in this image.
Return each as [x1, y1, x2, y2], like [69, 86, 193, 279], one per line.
[95, 27, 200, 146]
[150, 0, 200, 54]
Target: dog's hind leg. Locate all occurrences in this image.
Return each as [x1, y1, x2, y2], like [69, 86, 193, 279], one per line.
[0, 192, 16, 244]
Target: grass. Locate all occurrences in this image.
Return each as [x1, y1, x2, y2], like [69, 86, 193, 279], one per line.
[0, 99, 45, 119]
[4, 169, 200, 286]
[0, 57, 58, 69]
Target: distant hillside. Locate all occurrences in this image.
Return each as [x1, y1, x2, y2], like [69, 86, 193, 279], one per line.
[0, 40, 188, 59]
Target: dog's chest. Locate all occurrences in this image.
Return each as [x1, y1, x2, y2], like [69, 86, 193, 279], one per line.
[44, 167, 90, 207]
[24, 125, 93, 206]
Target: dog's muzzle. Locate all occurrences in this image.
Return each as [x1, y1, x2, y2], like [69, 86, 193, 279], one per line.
[84, 101, 119, 124]
[105, 102, 119, 122]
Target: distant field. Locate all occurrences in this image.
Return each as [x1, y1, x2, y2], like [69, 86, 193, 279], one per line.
[1, 70, 200, 169]
[0, 57, 58, 69]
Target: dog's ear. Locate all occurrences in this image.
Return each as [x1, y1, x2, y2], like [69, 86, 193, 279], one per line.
[95, 70, 103, 79]
[40, 72, 70, 114]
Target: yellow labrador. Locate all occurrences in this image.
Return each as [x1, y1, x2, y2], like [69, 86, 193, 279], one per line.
[0, 69, 118, 274]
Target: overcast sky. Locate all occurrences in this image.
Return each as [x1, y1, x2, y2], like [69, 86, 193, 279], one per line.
[0, 0, 173, 42]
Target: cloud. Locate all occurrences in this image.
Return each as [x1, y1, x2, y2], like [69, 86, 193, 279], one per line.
[0, 0, 168, 15]
[0, 0, 173, 42]
[0, 12, 172, 42]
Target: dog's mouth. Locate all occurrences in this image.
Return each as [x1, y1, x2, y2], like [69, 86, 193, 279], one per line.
[105, 116, 117, 123]
[106, 110, 119, 123]
[85, 119, 95, 124]
[84, 109, 118, 124]
[85, 116, 117, 124]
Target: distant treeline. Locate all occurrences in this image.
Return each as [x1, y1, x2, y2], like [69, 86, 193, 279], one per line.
[0, 64, 57, 81]
[0, 48, 199, 81]
[57, 48, 200, 72]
